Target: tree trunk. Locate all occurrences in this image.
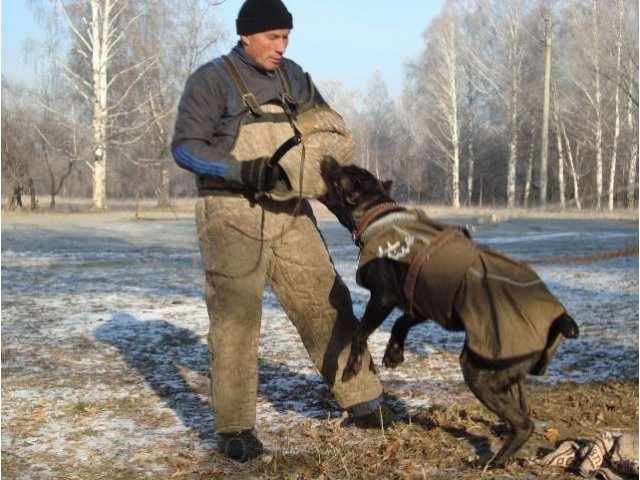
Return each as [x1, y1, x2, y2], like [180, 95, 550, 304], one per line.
[608, 1, 623, 211]
[92, 147, 107, 210]
[406, 157, 412, 203]
[28, 178, 38, 211]
[539, 18, 552, 208]
[506, 44, 520, 208]
[523, 135, 534, 208]
[592, 0, 603, 210]
[626, 81, 638, 209]
[466, 82, 475, 207]
[563, 127, 582, 210]
[552, 85, 565, 209]
[507, 85, 518, 208]
[157, 164, 171, 208]
[90, 0, 110, 210]
[555, 126, 566, 209]
[9, 181, 23, 210]
[449, 22, 460, 209]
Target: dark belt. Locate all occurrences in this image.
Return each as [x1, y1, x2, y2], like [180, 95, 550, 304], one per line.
[402, 227, 462, 318]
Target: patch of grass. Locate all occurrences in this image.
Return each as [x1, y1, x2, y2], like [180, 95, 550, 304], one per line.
[73, 400, 91, 415]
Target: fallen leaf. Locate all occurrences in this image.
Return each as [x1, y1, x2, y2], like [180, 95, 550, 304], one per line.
[544, 428, 560, 443]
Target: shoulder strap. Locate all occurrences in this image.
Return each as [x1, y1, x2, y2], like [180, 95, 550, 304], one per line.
[275, 68, 298, 114]
[221, 55, 264, 116]
[275, 68, 292, 97]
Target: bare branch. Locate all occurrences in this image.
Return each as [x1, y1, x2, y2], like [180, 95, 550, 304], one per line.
[57, 0, 93, 52]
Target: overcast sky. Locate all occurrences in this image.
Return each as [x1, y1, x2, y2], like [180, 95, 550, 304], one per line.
[1, 0, 445, 98]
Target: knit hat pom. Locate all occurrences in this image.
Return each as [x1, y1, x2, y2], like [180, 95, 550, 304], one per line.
[236, 0, 293, 35]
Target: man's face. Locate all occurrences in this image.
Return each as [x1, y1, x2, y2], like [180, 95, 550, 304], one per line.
[241, 29, 290, 71]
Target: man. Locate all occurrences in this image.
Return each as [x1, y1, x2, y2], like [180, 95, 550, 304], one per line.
[172, 0, 394, 463]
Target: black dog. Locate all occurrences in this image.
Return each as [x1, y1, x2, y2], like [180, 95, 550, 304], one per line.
[319, 160, 579, 467]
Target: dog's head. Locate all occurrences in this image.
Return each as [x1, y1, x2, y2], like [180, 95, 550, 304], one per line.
[319, 157, 393, 233]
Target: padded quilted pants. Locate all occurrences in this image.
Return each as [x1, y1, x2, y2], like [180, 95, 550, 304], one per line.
[196, 195, 383, 433]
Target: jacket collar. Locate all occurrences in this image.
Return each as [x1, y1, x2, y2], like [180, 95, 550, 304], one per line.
[353, 203, 405, 246]
[231, 41, 277, 78]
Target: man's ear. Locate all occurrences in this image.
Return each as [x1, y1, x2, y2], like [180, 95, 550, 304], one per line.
[382, 180, 393, 195]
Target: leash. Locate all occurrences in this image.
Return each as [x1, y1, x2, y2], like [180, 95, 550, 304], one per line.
[522, 246, 639, 265]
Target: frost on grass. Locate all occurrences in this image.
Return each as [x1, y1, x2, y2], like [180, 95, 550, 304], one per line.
[2, 214, 638, 477]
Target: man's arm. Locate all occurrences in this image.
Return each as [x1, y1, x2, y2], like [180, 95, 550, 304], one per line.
[171, 64, 270, 189]
[171, 64, 241, 179]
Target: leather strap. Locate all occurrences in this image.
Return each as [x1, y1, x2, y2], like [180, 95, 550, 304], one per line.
[275, 68, 297, 110]
[402, 227, 460, 317]
[221, 55, 264, 116]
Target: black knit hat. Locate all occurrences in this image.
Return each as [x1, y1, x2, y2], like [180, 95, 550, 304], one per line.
[236, 0, 293, 35]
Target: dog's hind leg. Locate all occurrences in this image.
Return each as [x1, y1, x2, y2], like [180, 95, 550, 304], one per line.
[383, 314, 425, 369]
[483, 390, 533, 468]
[509, 380, 530, 416]
[460, 349, 540, 468]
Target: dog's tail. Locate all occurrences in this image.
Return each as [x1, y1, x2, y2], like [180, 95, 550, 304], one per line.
[553, 313, 579, 339]
[530, 314, 579, 376]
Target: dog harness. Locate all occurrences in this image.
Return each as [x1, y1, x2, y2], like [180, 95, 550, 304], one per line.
[357, 209, 477, 325]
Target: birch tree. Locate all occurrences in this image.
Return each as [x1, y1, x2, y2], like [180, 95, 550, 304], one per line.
[606, 0, 624, 210]
[552, 83, 566, 209]
[412, 4, 462, 207]
[463, 0, 527, 208]
[566, 0, 604, 209]
[51, 0, 157, 210]
[461, 69, 478, 206]
[626, 94, 638, 208]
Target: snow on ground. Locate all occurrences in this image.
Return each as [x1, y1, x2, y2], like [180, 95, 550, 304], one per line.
[1, 211, 638, 477]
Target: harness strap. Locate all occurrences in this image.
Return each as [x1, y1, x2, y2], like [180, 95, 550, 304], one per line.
[275, 68, 297, 112]
[221, 55, 264, 116]
[354, 202, 405, 244]
[402, 227, 460, 317]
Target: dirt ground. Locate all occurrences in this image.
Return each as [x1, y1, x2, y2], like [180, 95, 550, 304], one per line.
[193, 380, 639, 480]
[2, 204, 638, 479]
[4, 379, 635, 479]
[2, 360, 637, 480]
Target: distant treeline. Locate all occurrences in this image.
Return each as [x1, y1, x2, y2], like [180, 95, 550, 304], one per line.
[2, 0, 638, 211]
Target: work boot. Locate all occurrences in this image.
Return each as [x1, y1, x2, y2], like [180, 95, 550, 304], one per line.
[345, 402, 398, 430]
[217, 429, 264, 463]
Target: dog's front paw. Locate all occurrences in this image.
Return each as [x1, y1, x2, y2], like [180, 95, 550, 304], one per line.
[382, 341, 405, 369]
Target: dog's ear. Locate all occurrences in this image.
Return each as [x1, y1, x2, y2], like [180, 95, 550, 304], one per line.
[382, 180, 393, 195]
[320, 156, 340, 179]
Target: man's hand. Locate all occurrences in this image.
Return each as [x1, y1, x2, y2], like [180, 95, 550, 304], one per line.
[240, 157, 280, 192]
